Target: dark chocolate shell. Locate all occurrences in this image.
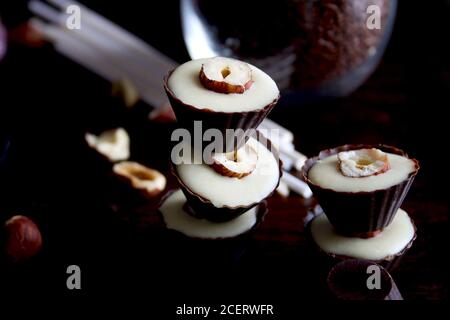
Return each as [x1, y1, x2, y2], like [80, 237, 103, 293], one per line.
[159, 199, 268, 241]
[158, 199, 268, 264]
[164, 71, 279, 152]
[302, 144, 420, 235]
[170, 132, 282, 222]
[327, 260, 402, 300]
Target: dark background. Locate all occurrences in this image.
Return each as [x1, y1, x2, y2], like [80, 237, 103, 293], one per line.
[0, 0, 448, 309]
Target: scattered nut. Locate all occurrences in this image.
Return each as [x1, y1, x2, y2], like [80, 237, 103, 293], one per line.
[112, 78, 140, 108]
[85, 127, 130, 162]
[210, 144, 258, 178]
[113, 161, 166, 197]
[3, 215, 42, 263]
[199, 57, 253, 94]
[338, 148, 390, 178]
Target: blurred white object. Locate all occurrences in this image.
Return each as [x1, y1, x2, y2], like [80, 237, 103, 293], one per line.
[280, 148, 307, 171]
[180, 0, 217, 59]
[257, 118, 294, 145]
[259, 124, 306, 172]
[281, 171, 312, 198]
[276, 181, 290, 198]
[85, 128, 130, 162]
[279, 153, 293, 171]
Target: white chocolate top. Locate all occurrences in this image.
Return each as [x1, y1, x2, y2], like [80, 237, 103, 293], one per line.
[160, 190, 258, 239]
[175, 137, 280, 208]
[308, 152, 416, 192]
[167, 58, 279, 112]
[311, 209, 415, 260]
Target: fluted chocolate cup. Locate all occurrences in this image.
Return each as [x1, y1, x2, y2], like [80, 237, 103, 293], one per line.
[159, 199, 268, 241]
[158, 193, 268, 264]
[302, 144, 420, 236]
[171, 132, 282, 222]
[164, 72, 279, 152]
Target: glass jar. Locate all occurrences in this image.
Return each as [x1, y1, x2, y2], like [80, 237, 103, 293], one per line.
[181, 0, 397, 102]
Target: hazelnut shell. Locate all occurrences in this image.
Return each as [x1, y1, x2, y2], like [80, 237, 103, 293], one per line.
[3, 215, 43, 263]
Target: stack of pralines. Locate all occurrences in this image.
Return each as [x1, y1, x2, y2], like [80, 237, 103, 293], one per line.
[160, 57, 281, 249]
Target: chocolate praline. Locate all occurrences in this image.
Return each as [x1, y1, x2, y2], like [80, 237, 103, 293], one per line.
[171, 133, 282, 222]
[302, 144, 420, 235]
[164, 72, 279, 152]
[158, 190, 268, 263]
[305, 208, 417, 272]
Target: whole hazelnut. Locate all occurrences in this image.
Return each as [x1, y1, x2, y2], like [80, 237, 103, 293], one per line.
[3, 215, 42, 263]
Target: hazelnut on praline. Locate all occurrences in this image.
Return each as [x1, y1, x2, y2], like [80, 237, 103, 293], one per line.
[199, 57, 253, 94]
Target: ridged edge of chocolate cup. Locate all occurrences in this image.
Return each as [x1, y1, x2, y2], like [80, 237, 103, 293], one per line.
[158, 199, 268, 242]
[170, 132, 282, 222]
[301, 144, 420, 234]
[164, 71, 280, 152]
[305, 211, 417, 272]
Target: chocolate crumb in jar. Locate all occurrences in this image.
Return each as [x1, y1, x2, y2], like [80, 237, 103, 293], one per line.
[292, 0, 389, 88]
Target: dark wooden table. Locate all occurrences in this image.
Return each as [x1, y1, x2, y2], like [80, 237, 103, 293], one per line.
[0, 0, 448, 306]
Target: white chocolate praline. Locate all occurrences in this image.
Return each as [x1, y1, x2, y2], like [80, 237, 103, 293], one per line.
[160, 190, 258, 239]
[308, 152, 416, 193]
[167, 58, 279, 112]
[175, 137, 280, 208]
[311, 209, 415, 261]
